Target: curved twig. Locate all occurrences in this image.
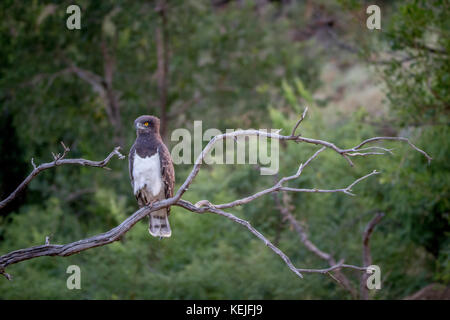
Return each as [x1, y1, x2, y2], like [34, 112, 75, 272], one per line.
[175, 129, 431, 201]
[360, 212, 385, 300]
[0, 144, 125, 211]
[291, 106, 308, 137]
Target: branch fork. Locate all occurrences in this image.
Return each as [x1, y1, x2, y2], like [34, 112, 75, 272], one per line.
[0, 111, 431, 283]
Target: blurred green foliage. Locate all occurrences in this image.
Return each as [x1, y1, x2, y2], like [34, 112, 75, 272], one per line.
[381, 0, 450, 125]
[0, 0, 448, 299]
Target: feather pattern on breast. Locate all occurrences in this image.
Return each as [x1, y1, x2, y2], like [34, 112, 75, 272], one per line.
[132, 150, 163, 197]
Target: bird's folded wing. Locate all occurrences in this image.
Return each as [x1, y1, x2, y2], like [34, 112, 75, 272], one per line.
[158, 144, 175, 214]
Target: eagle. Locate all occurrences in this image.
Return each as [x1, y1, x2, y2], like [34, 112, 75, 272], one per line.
[129, 115, 175, 238]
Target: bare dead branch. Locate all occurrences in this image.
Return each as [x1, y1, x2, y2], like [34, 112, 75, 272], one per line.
[0, 267, 12, 280]
[0, 113, 430, 281]
[297, 262, 368, 274]
[280, 170, 379, 197]
[353, 146, 394, 154]
[349, 137, 432, 164]
[0, 144, 125, 211]
[31, 158, 37, 170]
[178, 199, 304, 278]
[291, 106, 308, 137]
[0, 202, 164, 280]
[273, 192, 357, 298]
[360, 212, 385, 300]
[176, 127, 429, 201]
[67, 65, 106, 97]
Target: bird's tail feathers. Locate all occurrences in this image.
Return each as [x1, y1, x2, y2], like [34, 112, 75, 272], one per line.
[148, 209, 171, 238]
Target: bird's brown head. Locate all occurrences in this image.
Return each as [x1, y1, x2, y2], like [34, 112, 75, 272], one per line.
[134, 115, 160, 135]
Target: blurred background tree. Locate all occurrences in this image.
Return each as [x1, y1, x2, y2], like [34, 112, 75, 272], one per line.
[0, 0, 448, 299]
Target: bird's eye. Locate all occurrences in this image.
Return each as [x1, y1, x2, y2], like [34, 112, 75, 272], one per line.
[144, 122, 149, 127]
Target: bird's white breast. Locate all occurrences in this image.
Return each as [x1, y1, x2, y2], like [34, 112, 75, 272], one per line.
[133, 150, 163, 197]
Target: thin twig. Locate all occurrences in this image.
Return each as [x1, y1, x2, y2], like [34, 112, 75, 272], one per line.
[291, 106, 308, 137]
[297, 262, 368, 274]
[360, 212, 385, 300]
[273, 191, 358, 297]
[0, 145, 125, 211]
